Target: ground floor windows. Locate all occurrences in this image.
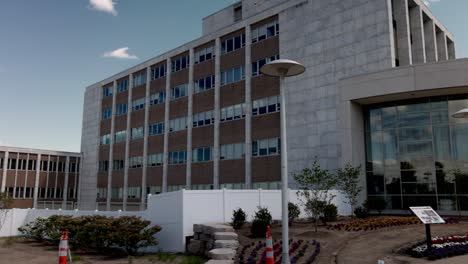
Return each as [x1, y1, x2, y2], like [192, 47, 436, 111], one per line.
[364, 95, 468, 211]
[220, 143, 245, 160]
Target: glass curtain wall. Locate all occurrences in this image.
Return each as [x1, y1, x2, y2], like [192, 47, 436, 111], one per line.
[364, 95, 468, 211]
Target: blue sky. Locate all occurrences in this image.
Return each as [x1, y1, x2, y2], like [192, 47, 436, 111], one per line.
[0, 0, 466, 152]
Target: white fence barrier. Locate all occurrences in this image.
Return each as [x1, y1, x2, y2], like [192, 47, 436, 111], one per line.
[0, 189, 350, 252]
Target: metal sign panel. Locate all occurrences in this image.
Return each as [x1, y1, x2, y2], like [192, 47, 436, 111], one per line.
[410, 206, 445, 224]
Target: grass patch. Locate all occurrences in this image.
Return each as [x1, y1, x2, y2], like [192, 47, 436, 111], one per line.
[1, 237, 17, 248]
[148, 251, 177, 263]
[180, 256, 204, 264]
[71, 254, 83, 262]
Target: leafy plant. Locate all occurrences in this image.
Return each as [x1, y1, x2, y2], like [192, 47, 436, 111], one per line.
[336, 163, 362, 217]
[250, 206, 272, 238]
[149, 251, 176, 262]
[294, 158, 338, 232]
[320, 203, 337, 224]
[288, 202, 300, 226]
[354, 206, 368, 219]
[231, 208, 247, 230]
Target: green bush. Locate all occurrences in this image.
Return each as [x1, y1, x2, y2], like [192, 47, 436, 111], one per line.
[288, 202, 300, 225]
[18, 215, 161, 255]
[354, 206, 368, 219]
[231, 208, 247, 230]
[320, 203, 338, 224]
[250, 207, 272, 238]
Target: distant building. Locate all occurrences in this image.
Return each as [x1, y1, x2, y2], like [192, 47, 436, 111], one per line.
[0, 146, 81, 209]
[80, 0, 466, 213]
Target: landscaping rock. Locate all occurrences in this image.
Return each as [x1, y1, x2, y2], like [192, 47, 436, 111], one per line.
[200, 233, 212, 242]
[205, 260, 234, 264]
[209, 248, 236, 260]
[214, 240, 239, 249]
[205, 224, 234, 234]
[193, 224, 203, 233]
[187, 239, 204, 255]
[213, 232, 238, 240]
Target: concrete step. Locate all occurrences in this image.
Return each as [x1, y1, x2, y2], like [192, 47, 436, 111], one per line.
[209, 248, 236, 260]
[214, 240, 239, 249]
[213, 232, 238, 240]
[204, 224, 234, 234]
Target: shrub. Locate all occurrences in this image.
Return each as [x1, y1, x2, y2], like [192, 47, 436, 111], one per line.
[231, 208, 247, 230]
[250, 207, 272, 238]
[320, 203, 337, 224]
[354, 206, 368, 219]
[18, 217, 49, 241]
[288, 202, 300, 225]
[366, 197, 386, 215]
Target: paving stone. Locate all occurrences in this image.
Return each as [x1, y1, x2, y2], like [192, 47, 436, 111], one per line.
[214, 240, 239, 249]
[213, 232, 238, 240]
[209, 248, 236, 260]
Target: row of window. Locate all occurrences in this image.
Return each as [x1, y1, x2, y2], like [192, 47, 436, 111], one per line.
[150, 91, 166, 105]
[133, 71, 146, 87]
[221, 65, 245, 86]
[0, 158, 79, 172]
[171, 55, 190, 73]
[253, 137, 281, 157]
[101, 95, 280, 145]
[251, 19, 279, 44]
[169, 150, 187, 165]
[221, 33, 246, 55]
[117, 79, 129, 93]
[132, 98, 145, 111]
[4, 187, 77, 199]
[116, 103, 128, 116]
[151, 64, 167, 80]
[114, 130, 126, 143]
[194, 46, 215, 64]
[171, 84, 188, 100]
[220, 142, 245, 160]
[252, 55, 279, 76]
[132, 127, 144, 140]
[192, 146, 212, 163]
[129, 156, 143, 168]
[194, 75, 215, 94]
[102, 108, 112, 120]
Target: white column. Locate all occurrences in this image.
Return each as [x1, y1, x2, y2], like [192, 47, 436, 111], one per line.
[45, 156, 50, 199]
[393, 0, 413, 65]
[436, 30, 448, 61]
[13, 153, 19, 198]
[62, 156, 70, 209]
[448, 39, 456, 60]
[162, 59, 171, 193]
[424, 19, 438, 62]
[409, 5, 426, 64]
[186, 49, 195, 189]
[33, 154, 41, 208]
[23, 154, 29, 199]
[141, 67, 151, 210]
[1, 151, 8, 193]
[244, 26, 252, 189]
[106, 80, 117, 210]
[123, 74, 133, 211]
[73, 158, 79, 199]
[54, 158, 59, 199]
[213, 38, 221, 189]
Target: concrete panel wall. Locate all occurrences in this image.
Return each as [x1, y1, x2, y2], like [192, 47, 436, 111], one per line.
[279, 0, 394, 183]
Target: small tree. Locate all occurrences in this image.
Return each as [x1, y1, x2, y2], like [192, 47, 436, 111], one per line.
[294, 158, 337, 232]
[336, 163, 362, 217]
[288, 202, 300, 226]
[250, 207, 272, 237]
[231, 208, 246, 230]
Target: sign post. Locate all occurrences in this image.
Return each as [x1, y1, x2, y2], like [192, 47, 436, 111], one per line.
[410, 206, 445, 250]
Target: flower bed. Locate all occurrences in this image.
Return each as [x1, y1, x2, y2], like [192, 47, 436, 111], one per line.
[236, 239, 320, 264]
[409, 235, 468, 260]
[327, 217, 458, 232]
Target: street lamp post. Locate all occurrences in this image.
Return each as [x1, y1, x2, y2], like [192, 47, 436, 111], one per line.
[452, 108, 468, 119]
[261, 59, 305, 264]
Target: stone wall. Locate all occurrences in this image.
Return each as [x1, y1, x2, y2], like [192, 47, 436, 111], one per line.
[187, 224, 239, 262]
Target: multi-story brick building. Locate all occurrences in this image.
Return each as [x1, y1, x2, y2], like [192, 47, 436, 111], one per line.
[80, 0, 465, 212]
[0, 146, 81, 209]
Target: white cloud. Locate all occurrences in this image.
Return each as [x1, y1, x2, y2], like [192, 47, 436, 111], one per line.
[102, 47, 138, 59]
[423, 0, 441, 6]
[89, 0, 117, 16]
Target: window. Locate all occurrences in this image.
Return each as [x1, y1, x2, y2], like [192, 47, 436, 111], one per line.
[194, 75, 215, 94]
[97, 188, 107, 199]
[221, 65, 245, 86]
[150, 91, 166, 105]
[102, 85, 113, 97]
[252, 137, 280, 157]
[171, 84, 188, 100]
[113, 160, 124, 170]
[252, 19, 279, 43]
[149, 122, 164, 136]
[117, 79, 128, 93]
[132, 97, 145, 111]
[234, 5, 242, 22]
[131, 127, 144, 140]
[194, 46, 215, 64]
[252, 95, 280, 116]
[116, 103, 128, 116]
[18, 159, 27, 170]
[192, 146, 212, 163]
[102, 108, 112, 120]
[101, 134, 111, 145]
[114, 130, 126, 143]
[151, 64, 166, 80]
[169, 117, 187, 132]
[133, 71, 146, 87]
[0, 158, 3, 169]
[193, 110, 214, 128]
[171, 55, 190, 72]
[221, 33, 246, 55]
[128, 187, 141, 199]
[147, 186, 161, 194]
[129, 156, 143, 168]
[28, 159, 36, 170]
[169, 151, 186, 165]
[148, 153, 163, 167]
[221, 103, 246, 122]
[220, 143, 245, 160]
[98, 160, 109, 172]
[252, 55, 279, 77]
[111, 187, 122, 199]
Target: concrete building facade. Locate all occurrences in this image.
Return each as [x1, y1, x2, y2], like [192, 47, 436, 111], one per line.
[0, 146, 81, 209]
[80, 0, 462, 211]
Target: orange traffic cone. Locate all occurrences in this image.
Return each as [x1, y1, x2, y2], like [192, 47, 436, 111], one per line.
[266, 226, 274, 264]
[58, 231, 69, 264]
